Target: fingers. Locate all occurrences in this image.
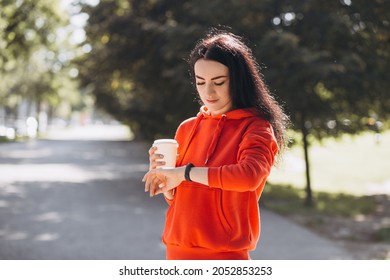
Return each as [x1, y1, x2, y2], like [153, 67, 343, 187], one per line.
[143, 170, 156, 191]
[144, 173, 157, 196]
[148, 146, 156, 155]
[154, 185, 169, 196]
[151, 154, 165, 169]
[143, 171, 151, 192]
[143, 170, 167, 197]
[149, 176, 162, 197]
[146, 147, 166, 195]
[149, 146, 165, 169]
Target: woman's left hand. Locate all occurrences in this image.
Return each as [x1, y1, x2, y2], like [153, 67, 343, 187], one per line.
[142, 166, 186, 197]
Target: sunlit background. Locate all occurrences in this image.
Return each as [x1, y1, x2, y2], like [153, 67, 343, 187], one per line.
[0, 0, 389, 260]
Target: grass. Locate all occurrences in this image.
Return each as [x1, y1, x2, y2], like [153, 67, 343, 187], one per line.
[0, 136, 25, 143]
[262, 131, 390, 224]
[268, 130, 390, 195]
[262, 130, 390, 244]
[261, 183, 377, 218]
[373, 227, 390, 242]
[261, 184, 390, 244]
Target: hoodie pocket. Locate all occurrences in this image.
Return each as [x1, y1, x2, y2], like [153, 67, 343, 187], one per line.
[163, 182, 232, 250]
[215, 189, 231, 236]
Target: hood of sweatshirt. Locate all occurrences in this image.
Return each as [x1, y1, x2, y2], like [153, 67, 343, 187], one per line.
[199, 105, 258, 119]
[178, 106, 260, 165]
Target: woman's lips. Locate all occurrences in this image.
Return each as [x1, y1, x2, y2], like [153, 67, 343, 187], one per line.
[206, 99, 218, 104]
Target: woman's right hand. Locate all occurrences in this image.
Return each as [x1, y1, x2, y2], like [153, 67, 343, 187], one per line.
[147, 146, 174, 200]
[149, 146, 165, 170]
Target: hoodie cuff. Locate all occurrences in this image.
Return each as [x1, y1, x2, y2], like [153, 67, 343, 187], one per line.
[208, 167, 222, 189]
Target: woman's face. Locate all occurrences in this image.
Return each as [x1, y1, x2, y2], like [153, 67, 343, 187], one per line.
[194, 59, 233, 116]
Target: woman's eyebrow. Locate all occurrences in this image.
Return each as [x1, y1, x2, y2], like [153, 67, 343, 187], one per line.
[195, 75, 227, 80]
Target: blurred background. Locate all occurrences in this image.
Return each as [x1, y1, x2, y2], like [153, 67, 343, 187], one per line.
[0, 0, 389, 259]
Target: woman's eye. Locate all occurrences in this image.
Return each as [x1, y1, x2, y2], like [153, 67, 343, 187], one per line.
[214, 81, 225, 86]
[196, 82, 205, 86]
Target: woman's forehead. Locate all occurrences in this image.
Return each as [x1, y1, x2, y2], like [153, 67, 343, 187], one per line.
[194, 59, 229, 78]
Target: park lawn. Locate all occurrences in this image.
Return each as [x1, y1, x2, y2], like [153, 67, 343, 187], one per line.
[267, 130, 390, 196]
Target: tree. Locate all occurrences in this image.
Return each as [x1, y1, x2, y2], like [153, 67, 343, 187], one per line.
[0, 0, 84, 131]
[78, 0, 389, 205]
[77, 0, 279, 140]
[257, 0, 389, 205]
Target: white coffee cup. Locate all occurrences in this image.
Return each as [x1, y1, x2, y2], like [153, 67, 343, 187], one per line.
[153, 139, 178, 169]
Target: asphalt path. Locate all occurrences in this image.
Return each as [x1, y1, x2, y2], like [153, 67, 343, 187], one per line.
[0, 125, 355, 259]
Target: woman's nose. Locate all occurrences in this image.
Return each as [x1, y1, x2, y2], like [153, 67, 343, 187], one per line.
[205, 83, 215, 95]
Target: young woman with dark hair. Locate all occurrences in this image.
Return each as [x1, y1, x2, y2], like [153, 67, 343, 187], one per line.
[143, 29, 289, 260]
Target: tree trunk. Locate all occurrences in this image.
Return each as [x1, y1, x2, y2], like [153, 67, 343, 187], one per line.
[35, 98, 41, 137]
[300, 110, 313, 206]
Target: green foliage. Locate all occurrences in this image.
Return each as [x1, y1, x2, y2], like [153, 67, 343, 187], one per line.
[0, 0, 85, 123]
[78, 0, 389, 141]
[79, 1, 193, 139]
[254, 0, 389, 204]
[77, 0, 389, 205]
[77, 0, 284, 139]
[257, 0, 389, 138]
[262, 183, 377, 217]
[0, 0, 65, 72]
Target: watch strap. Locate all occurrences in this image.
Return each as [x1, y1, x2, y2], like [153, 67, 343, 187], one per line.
[184, 163, 194, 182]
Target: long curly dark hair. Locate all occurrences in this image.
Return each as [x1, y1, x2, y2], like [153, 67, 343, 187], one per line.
[189, 29, 290, 154]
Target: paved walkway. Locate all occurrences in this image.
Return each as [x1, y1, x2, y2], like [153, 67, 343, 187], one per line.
[0, 125, 355, 259]
[253, 210, 352, 259]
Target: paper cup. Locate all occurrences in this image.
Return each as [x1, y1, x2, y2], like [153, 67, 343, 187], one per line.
[153, 139, 178, 169]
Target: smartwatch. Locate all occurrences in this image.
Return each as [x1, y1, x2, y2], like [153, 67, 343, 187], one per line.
[184, 163, 194, 182]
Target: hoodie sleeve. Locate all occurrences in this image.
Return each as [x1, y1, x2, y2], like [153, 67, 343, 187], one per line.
[208, 120, 278, 192]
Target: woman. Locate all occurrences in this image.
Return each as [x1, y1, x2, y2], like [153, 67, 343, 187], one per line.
[143, 29, 289, 260]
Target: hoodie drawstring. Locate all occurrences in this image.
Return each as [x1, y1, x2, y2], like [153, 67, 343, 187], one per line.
[205, 114, 227, 165]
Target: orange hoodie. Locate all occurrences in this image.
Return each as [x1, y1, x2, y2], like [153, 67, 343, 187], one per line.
[162, 106, 278, 260]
